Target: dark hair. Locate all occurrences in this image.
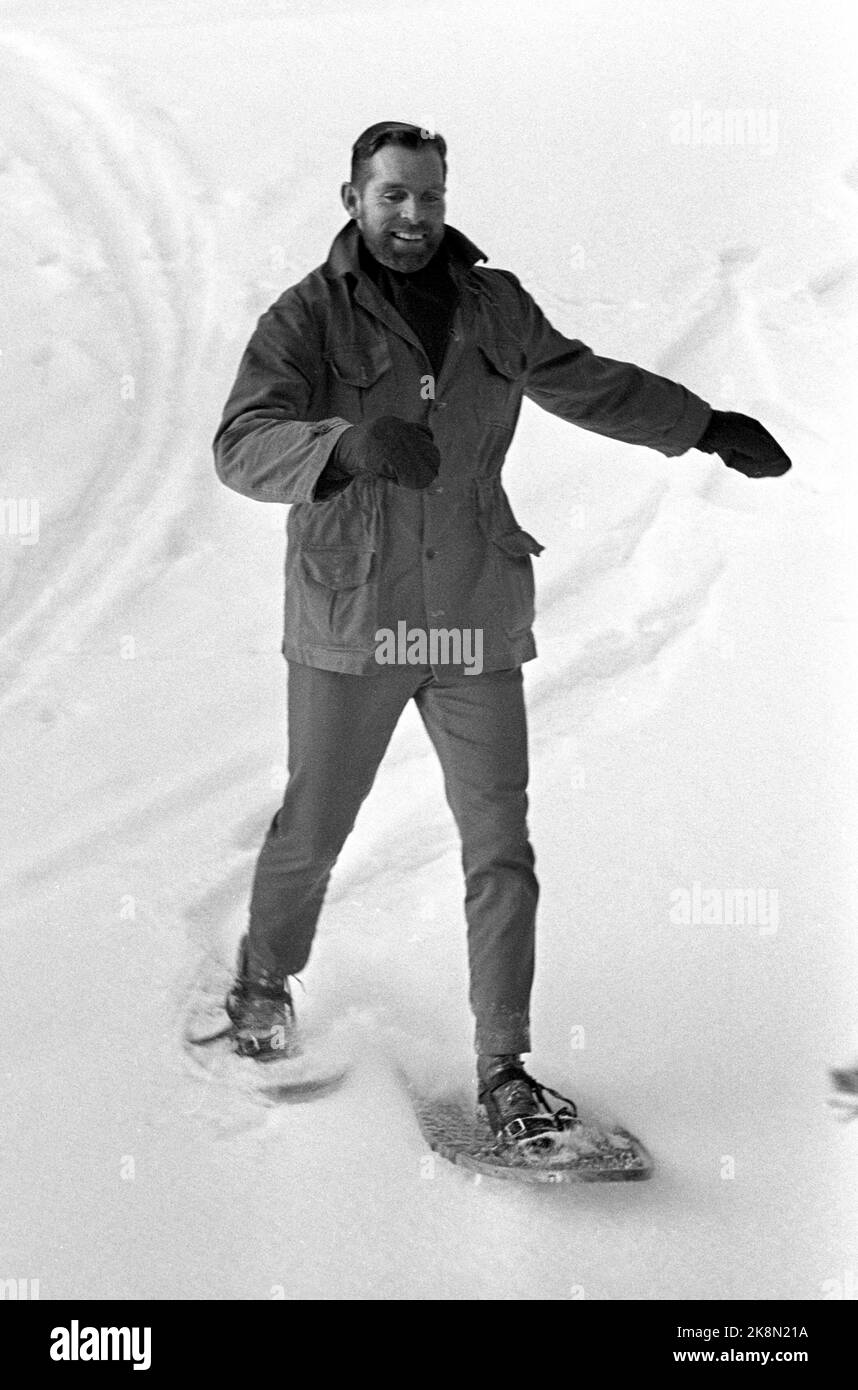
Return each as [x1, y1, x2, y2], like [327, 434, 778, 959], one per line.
[350, 121, 447, 191]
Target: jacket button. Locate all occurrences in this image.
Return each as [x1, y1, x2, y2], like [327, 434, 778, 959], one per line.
[425, 548, 436, 559]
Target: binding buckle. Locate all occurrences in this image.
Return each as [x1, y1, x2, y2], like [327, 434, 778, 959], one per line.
[501, 1114, 561, 1145]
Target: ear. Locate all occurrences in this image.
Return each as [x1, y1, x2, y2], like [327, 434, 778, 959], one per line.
[341, 182, 358, 217]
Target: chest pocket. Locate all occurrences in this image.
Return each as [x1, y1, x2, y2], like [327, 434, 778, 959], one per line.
[476, 338, 526, 424]
[324, 342, 393, 418]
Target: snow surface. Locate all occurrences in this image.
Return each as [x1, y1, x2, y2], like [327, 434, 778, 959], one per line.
[1, 0, 856, 1300]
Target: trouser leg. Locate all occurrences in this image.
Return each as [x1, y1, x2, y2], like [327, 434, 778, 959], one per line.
[415, 666, 537, 1055]
[246, 660, 423, 975]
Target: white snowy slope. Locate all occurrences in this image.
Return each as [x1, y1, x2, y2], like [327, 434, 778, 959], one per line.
[1, 0, 856, 1299]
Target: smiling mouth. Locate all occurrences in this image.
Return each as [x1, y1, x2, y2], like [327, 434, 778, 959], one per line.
[391, 231, 426, 242]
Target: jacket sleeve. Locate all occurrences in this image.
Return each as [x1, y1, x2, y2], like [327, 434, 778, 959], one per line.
[212, 290, 354, 503]
[512, 278, 712, 457]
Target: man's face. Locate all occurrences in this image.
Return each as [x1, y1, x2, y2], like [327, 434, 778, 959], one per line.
[341, 143, 446, 272]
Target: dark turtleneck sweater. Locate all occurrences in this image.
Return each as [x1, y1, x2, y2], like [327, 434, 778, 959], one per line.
[315, 230, 460, 499]
[356, 230, 460, 378]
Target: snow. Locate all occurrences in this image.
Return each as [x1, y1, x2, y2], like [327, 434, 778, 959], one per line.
[1, 0, 856, 1299]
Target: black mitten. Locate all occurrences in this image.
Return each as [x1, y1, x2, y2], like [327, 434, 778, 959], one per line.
[696, 410, 791, 478]
[332, 416, 440, 490]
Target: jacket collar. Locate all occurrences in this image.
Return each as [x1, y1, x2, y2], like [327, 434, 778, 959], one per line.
[323, 218, 487, 287]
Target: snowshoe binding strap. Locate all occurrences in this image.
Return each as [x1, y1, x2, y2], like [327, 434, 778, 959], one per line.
[478, 1063, 579, 1153]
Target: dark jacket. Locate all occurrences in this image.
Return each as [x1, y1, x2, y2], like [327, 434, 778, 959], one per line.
[213, 219, 712, 673]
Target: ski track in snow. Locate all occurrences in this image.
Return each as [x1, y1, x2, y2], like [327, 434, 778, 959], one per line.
[0, 30, 223, 714]
[2, 743, 267, 893]
[656, 243, 832, 455]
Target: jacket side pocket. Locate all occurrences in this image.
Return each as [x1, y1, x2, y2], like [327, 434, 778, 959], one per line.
[477, 490, 544, 637]
[298, 545, 377, 650]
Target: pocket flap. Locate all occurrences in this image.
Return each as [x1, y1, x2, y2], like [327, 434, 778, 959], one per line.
[490, 528, 545, 558]
[325, 346, 391, 388]
[476, 485, 545, 556]
[300, 546, 375, 588]
[478, 339, 525, 380]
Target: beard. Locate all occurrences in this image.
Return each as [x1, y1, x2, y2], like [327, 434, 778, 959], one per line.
[357, 218, 445, 273]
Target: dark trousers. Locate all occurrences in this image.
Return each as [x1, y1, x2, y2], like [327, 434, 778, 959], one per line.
[247, 660, 538, 1054]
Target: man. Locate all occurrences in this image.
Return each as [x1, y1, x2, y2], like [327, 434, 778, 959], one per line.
[212, 121, 790, 1153]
